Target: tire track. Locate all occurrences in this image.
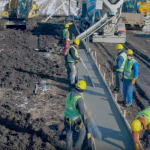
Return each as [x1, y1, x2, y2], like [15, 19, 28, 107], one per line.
[91, 42, 149, 110]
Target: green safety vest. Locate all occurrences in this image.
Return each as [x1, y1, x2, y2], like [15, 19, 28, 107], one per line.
[22, 2, 26, 7]
[64, 92, 82, 120]
[67, 45, 79, 63]
[124, 58, 138, 79]
[115, 52, 127, 72]
[63, 29, 69, 41]
[136, 106, 150, 130]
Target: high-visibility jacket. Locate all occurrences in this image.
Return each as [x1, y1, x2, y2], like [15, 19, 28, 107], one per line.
[22, 2, 27, 7]
[64, 92, 82, 120]
[67, 45, 79, 63]
[115, 52, 127, 72]
[63, 29, 69, 41]
[124, 58, 138, 79]
[136, 106, 150, 130]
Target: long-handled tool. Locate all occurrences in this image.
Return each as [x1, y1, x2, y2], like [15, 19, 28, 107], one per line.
[81, 59, 94, 87]
[43, 0, 67, 23]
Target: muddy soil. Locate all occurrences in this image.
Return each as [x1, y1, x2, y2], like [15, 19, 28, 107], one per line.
[89, 30, 150, 148]
[0, 17, 90, 150]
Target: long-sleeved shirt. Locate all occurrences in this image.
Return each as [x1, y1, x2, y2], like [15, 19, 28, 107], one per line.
[69, 45, 80, 61]
[71, 88, 86, 123]
[123, 58, 139, 78]
[114, 51, 125, 71]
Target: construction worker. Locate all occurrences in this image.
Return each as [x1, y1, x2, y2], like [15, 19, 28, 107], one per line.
[122, 49, 138, 107]
[22, 0, 27, 9]
[67, 38, 82, 86]
[64, 80, 87, 150]
[131, 106, 150, 150]
[113, 44, 127, 93]
[63, 23, 70, 79]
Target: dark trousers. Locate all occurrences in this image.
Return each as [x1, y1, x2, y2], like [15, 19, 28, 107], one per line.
[144, 130, 150, 148]
[123, 79, 134, 104]
[115, 71, 123, 93]
[65, 119, 86, 150]
[68, 63, 78, 85]
[65, 56, 70, 79]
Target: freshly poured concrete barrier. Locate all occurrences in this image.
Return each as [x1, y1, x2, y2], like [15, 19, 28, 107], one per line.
[70, 24, 135, 150]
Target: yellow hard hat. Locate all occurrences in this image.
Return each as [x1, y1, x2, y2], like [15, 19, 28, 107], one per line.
[127, 49, 133, 55]
[131, 119, 142, 133]
[74, 38, 80, 46]
[65, 24, 69, 28]
[76, 80, 87, 90]
[116, 44, 124, 50]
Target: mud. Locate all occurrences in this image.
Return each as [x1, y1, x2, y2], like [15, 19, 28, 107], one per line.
[0, 17, 90, 150]
[89, 30, 150, 148]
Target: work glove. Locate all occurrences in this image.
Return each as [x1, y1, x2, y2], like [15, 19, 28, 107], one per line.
[121, 75, 124, 82]
[134, 143, 139, 150]
[132, 78, 136, 85]
[78, 57, 82, 62]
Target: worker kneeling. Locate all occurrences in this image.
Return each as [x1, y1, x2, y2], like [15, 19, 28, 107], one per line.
[113, 44, 127, 93]
[67, 38, 82, 86]
[64, 80, 87, 150]
[131, 106, 150, 150]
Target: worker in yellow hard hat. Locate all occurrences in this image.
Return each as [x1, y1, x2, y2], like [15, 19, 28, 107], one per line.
[63, 23, 70, 79]
[64, 80, 87, 150]
[112, 44, 127, 93]
[131, 106, 150, 150]
[122, 49, 139, 107]
[67, 38, 82, 86]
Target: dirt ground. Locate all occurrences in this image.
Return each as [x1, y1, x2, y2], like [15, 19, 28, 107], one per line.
[89, 30, 150, 148]
[0, 17, 90, 150]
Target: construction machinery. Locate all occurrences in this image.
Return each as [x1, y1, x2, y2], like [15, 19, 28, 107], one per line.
[76, 0, 126, 43]
[0, 0, 39, 30]
[121, 0, 149, 29]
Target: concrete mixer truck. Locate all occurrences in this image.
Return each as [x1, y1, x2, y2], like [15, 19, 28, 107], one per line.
[76, 0, 126, 43]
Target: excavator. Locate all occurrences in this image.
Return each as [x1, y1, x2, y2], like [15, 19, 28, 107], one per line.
[0, 0, 39, 30]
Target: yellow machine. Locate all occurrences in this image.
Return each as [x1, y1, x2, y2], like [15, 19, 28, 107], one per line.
[121, 0, 149, 30]
[0, 0, 39, 30]
[137, 0, 149, 16]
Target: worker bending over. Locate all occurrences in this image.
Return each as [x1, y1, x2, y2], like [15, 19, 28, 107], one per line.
[64, 80, 87, 150]
[67, 38, 82, 86]
[63, 23, 70, 79]
[122, 49, 138, 107]
[113, 44, 127, 93]
[131, 106, 150, 150]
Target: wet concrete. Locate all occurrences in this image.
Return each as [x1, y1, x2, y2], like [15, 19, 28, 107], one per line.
[76, 49, 134, 150]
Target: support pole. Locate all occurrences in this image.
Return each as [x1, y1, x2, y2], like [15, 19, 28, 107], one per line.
[112, 72, 114, 84]
[114, 94, 117, 101]
[103, 73, 105, 81]
[91, 52, 93, 58]
[124, 110, 126, 118]
[98, 64, 101, 71]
